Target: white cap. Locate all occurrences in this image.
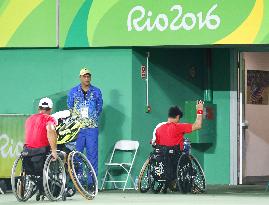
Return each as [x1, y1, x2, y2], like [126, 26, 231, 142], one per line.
[39, 97, 53, 109]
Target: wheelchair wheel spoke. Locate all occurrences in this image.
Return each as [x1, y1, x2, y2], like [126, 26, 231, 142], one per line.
[11, 155, 35, 202]
[43, 154, 66, 201]
[68, 151, 98, 200]
[189, 155, 206, 193]
[177, 154, 194, 193]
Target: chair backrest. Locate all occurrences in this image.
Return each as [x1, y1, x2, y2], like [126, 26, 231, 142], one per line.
[114, 140, 139, 151]
[107, 140, 139, 164]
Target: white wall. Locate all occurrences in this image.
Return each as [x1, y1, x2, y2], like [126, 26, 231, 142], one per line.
[244, 52, 269, 176]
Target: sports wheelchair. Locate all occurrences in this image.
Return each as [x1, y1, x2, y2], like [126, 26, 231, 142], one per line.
[11, 148, 66, 202]
[138, 138, 206, 194]
[11, 147, 98, 201]
[56, 113, 98, 200]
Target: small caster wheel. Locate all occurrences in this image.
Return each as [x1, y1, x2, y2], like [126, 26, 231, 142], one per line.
[62, 192, 67, 201]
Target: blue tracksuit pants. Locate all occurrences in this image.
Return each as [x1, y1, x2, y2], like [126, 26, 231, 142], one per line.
[76, 128, 98, 176]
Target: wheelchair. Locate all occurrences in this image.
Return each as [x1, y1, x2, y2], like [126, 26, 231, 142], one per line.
[138, 138, 206, 194]
[56, 114, 98, 200]
[11, 149, 66, 202]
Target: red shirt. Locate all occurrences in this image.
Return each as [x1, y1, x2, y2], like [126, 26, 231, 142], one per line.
[154, 122, 192, 150]
[25, 113, 56, 148]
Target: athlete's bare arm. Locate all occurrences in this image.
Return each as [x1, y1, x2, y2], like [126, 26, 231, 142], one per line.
[46, 122, 58, 159]
[192, 100, 204, 131]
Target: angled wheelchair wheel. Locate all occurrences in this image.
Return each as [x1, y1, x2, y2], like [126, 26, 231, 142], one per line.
[177, 154, 193, 194]
[11, 154, 37, 202]
[67, 151, 98, 200]
[43, 153, 66, 201]
[189, 155, 206, 193]
[138, 158, 151, 193]
[149, 159, 165, 194]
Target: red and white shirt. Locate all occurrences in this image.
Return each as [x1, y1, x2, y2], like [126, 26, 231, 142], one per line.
[25, 113, 57, 148]
[152, 122, 192, 150]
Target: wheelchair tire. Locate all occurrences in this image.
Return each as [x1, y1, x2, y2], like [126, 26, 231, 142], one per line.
[189, 155, 206, 193]
[138, 158, 151, 193]
[11, 154, 36, 202]
[151, 180, 164, 194]
[43, 153, 66, 201]
[67, 151, 98, 200]
[177, 153, 193, 194]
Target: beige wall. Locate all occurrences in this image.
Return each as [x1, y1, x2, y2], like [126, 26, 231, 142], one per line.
[244, 52, 269, 176]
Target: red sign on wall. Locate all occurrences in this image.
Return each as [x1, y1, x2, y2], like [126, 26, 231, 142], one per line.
[141, 65, 147, 79]
[205, 106, 214, 120]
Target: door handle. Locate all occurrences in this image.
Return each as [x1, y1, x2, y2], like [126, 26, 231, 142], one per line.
[241, 121, 249, 129]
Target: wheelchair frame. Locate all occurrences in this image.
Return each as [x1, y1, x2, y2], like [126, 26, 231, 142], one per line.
[11, 149, 98, 202]
[11, 151, 66, 202]
[138, 142, 206, 194]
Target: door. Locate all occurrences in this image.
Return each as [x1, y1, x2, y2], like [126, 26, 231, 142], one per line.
[240, 52, 269, 184]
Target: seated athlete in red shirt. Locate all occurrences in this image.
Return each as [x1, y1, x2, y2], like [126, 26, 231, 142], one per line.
[151, 100, 204, 192]
[24, 97, 58, 159]
[152, 100, 204, 149]
[23, 97, 58, 198]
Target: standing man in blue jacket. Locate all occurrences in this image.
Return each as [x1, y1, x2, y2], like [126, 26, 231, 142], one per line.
[67, 68, 103, 176]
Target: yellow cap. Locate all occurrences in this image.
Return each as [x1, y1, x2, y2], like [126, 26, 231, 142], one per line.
[80, 68, 91, 76]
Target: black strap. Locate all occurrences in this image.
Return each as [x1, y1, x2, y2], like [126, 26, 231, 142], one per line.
[22, 146, 50, 157]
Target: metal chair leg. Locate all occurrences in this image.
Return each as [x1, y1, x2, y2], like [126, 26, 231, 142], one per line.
[101, 169, 109, 190]
[266, 182, 269, 192]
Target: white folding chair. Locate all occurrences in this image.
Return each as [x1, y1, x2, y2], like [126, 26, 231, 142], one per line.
[101, 140, 139, 191]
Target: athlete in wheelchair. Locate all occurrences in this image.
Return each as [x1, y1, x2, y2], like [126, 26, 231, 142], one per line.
[138, 101, 206, 194]
[11, 99, 98, 202]
[11, 98, 66, 202]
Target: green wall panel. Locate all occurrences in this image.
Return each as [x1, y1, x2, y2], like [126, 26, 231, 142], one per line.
[203, 49, 231, 184]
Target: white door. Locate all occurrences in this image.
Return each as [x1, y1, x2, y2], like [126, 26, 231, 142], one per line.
[241, 52, 269, 184]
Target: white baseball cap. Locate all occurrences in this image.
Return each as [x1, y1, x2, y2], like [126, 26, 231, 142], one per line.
[39, 97, 53, 109]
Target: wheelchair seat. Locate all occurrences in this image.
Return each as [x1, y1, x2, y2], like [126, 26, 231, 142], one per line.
[150, 145, 182, 183]
[21, 146, 50, 177]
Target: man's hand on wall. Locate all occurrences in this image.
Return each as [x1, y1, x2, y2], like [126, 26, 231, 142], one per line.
[196, 100, 204, 111]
